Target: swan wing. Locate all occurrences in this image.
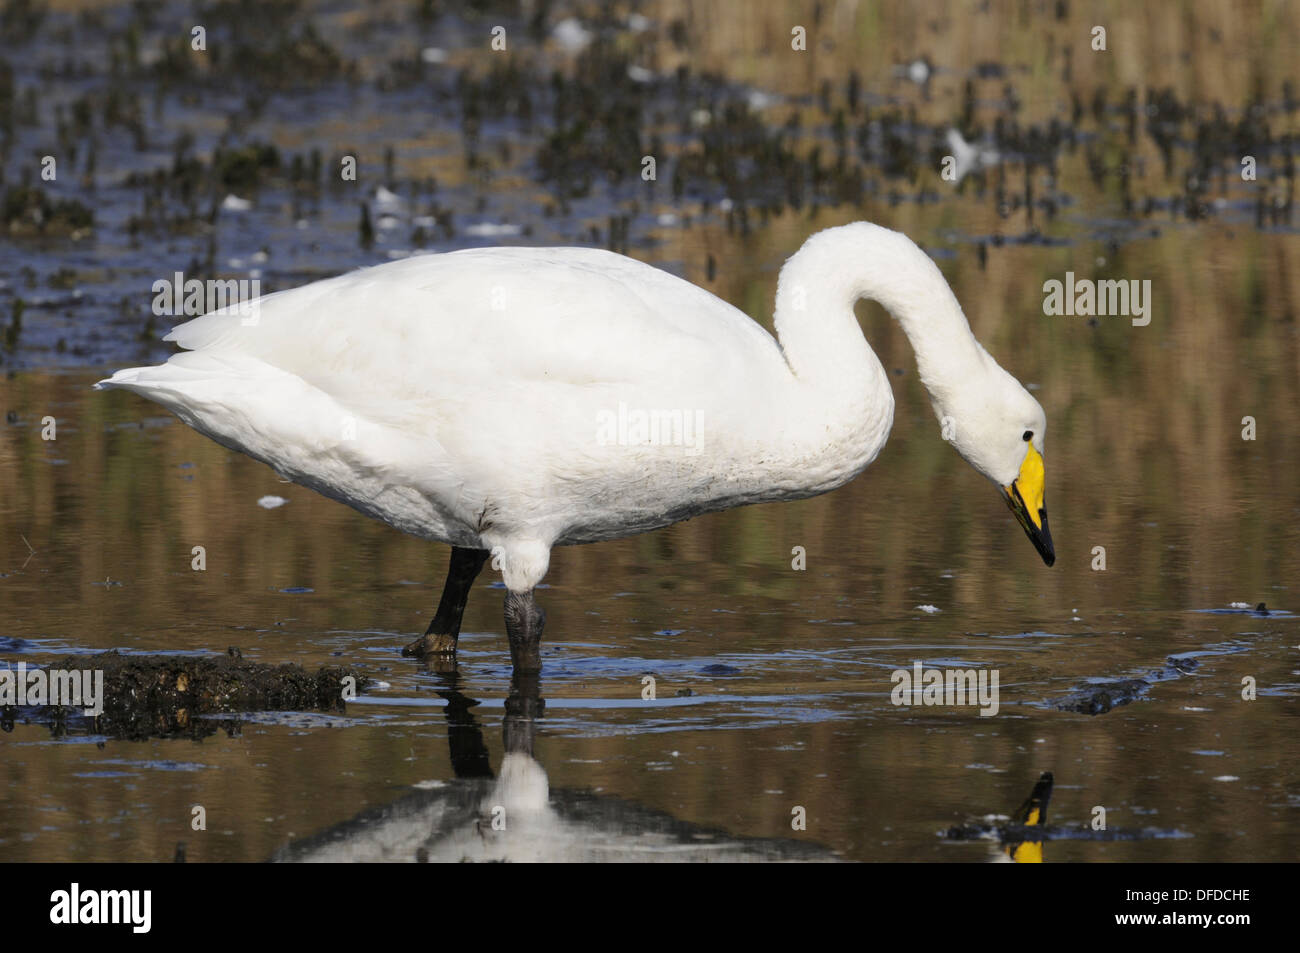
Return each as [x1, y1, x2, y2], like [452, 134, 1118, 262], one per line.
[163, 247, 785, 407]
[100, 247, 792, 543]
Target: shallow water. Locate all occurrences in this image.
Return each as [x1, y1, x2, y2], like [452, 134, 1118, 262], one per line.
[2, 1, 1299, 862]
[2, 364, 1298, 861]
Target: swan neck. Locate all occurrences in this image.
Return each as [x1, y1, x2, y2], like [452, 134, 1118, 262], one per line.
[773, 223, 984, 404]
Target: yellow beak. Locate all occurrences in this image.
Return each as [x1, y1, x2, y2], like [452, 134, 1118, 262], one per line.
[1002, 443, 1054, 566]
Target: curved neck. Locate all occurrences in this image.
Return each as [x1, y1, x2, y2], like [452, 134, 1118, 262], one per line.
[773, 223, 986, 415]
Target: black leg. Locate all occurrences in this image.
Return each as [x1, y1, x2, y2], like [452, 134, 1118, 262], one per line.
[503, 589, 546, 674]
[402, 546, 489, 658]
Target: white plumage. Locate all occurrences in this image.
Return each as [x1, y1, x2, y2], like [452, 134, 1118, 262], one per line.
[99, 221, 1052, 662]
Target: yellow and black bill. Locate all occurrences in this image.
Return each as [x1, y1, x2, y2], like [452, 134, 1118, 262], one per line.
[1002, 443, 1055, 566]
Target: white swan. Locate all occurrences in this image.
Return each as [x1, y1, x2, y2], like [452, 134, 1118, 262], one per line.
[98, 221, 1053, 668]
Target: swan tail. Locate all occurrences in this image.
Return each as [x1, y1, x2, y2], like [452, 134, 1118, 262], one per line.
[95, 352, 442, 496]
[94, 352, 331, 456]
[94, 352, 263, 411]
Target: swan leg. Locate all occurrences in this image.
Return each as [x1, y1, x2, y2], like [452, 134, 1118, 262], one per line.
[402, 546, 490, 658]
[504, 589, 546, 674]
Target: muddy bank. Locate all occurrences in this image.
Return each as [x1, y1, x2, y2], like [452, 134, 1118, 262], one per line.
[0, 649, 369, 740]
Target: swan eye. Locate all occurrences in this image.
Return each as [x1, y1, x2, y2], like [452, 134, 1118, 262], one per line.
[1022, 430, 1033, 442]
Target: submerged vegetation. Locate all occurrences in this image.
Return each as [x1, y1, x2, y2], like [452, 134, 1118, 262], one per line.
[0, 1, 1294, 367]
[1, 185, 93, 236]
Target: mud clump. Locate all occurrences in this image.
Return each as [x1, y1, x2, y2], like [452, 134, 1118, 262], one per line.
[3, 649, 368, 740]
[1054, 677, 1151, 715]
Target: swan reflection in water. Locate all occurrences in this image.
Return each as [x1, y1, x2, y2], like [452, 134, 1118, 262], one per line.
[271, 668, 838, 863]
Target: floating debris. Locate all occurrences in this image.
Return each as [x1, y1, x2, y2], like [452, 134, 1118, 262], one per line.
[1054, 677, 1152, 715]
[700, 663, 741, 676]
[2, 650, 368, 740]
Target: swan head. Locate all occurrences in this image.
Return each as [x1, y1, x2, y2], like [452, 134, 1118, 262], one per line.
[941, 363, 1055, 566]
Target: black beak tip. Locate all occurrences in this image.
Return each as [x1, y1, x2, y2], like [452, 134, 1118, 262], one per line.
[1004, 488, 1055, 567]
[1036, 512, 1055, 566]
